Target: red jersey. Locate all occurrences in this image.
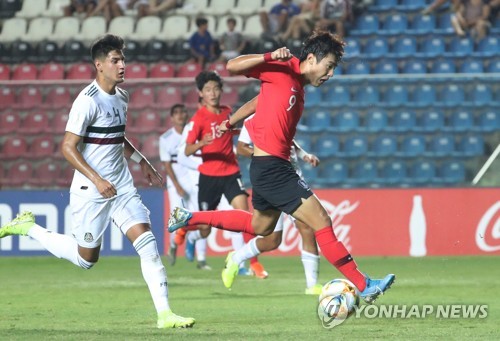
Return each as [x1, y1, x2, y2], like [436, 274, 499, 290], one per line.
[186, 105, 240, 176]
[245, 56, 305, 160]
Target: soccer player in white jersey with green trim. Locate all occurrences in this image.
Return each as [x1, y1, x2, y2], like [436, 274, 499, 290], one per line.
[0, 34, 195, 329]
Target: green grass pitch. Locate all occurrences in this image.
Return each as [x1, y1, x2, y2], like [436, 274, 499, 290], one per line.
[0, 256, 498, 340]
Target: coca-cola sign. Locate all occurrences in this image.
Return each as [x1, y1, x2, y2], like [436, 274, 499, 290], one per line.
[475, 201, 500, 252]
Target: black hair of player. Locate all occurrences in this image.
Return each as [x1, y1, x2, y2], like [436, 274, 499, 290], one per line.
[90, 34, 125, 61]
[299, 30, 345, 68]
[195, 71, 223, 91]
[170, 103, 186, 115]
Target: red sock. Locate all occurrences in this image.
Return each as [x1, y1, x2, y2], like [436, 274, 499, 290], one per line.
[188, 210, 255, 235]
[315, 226, 366, 291]
[243, 232, 258, 265]
[183, 224, 199, 231]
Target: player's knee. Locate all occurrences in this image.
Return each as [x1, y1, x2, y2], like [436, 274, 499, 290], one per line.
[77, 254, 97, 270]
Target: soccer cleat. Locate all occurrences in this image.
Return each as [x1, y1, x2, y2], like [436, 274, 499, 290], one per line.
[360, 274, 396, 304]
[304, 284, 323, 295]
[221, 251, 239, 289]
[185, 238, 195, 262]
[174, 227, 187, 246]
[197, 260, 212, 270]
[167, 245, 177, 266]
[157, 309, 195, 329]
[0, 211, 35, 238]
[250, 262, 269, 279]
[167, 207, 192, 233]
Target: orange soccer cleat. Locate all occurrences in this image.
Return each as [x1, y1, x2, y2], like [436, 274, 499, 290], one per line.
[174, 227, 187, 246]
[250, 262, 269, 279]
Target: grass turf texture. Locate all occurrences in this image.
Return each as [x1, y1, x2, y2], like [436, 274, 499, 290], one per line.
[0, 256, 498, 340]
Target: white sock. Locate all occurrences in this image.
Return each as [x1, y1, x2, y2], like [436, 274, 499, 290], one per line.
[195, 238, 207, 262]
[230, 232, 246, 268]
[169, 230, 177, 248]
[232, 237, 261, 266]
[28, 224, 81, 267]
[301, 250, 320, 288]
[133, 231, 169, 313]
[187, 230, 202, 243]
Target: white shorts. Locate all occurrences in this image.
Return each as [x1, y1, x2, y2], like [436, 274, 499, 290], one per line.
[70, 189, 151, 248]
[167, 177, 199, 212]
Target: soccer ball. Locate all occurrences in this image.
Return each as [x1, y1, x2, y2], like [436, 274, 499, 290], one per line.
[317, 279, 360, 328]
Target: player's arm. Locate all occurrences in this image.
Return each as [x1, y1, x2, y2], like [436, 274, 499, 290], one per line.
[185, 133, 213, 156]
[61, 131, 117, 198]
[237, 141, 253, 158]
[293, 139, 320, 167]
[226, 47, 293, 75]
[220, 96, 258, 133]
[124, 137, 164, 187]
[163, 160, 186, 197]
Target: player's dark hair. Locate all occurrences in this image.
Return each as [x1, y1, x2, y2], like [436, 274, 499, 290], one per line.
[170, 103, 186, 115]
[195, 71, 223, 91]
[90, 34, 125, 61]
[227, 17, 236, 25]
[196, 17, 208, 27]
[299, 30, 345, 67]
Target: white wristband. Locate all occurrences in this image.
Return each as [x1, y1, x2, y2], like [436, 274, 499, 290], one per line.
[296, 148, 308, 160]
[130, 151, 143, 163]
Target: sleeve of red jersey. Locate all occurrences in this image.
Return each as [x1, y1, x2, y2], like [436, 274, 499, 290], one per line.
[246, 61, 280, 82]
[185, 116, 201, 145]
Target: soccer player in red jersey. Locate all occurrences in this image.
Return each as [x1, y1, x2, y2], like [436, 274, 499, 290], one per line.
[181, 71, 267, 277]
[169, 30, 395, 303]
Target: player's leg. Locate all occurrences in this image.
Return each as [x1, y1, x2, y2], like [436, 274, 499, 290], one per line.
[117, 191, 194, 328]
[295, 219, 321, 295]
[166, 185, 183, 265]
[292, 195, 395, 303]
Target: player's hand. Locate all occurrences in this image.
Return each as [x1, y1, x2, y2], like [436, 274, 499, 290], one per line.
[176, 185, 187, 198]
[141, 160, 164, 187]
[272, 47, 293, 61]
[303, 153, 320, 167]
[201, 133, 214, 146]
[96, 178, 117, 198]
[219, 120, 230, 134]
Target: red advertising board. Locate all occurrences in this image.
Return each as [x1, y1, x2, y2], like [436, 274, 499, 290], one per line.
[163, 188, 500, 256]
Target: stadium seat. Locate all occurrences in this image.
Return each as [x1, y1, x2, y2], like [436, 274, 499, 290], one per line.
[343, 38, 361, 59]
[402, 59, 427, 74]
[304, 86, 322, 108]
[221, 85, 239, 107]
[0, 0, 22, 19]
[32, 161, 61, 187]
[474, 111, 499, 132]
[360, 110, 388, 133]
[445, 111, 474, 132]
[49, 110, 69, 135]
[15, 0, 47, 18]
[1, 136, 28, 159]
[141, 134, 161, 160]
[380, 160, 408, 185]
[474, 37, 499, 57]
[108, 16, 135, 38]
[207, 61, 231, 77]
[29, 40, 59, 64]
[352, 160, 378, 186]
[412, 83, 436, 107]
[139, 39, 168, 63]
[350, 14, 379, 35]
[56, 165, 75, 187]
[154, 86, 183, 109]
[387, 111, 416, 132]
[373, 59, 398, 74]
[409, 160, 437, 185]
[177, 62, 203, 78]
[19, 111, 51, 134]
[128, 162, 149, 187]
[123, 40, 142, 62]
[439, 161, 465, 184]
[43, 86, 71, 109]
[384, 85, 409, 107]
[66, 63, 93, 80]
[340, 135, 368, 158]
[241, 14, 264, 39]
[0, 17, 27, 42]
[55, 40, 86, 63]
[391, 37, 417, 58]
[76, 16, 107, 43]
[205, 0, 235, 16]
[164, 39, 192, 63]
[150, 62, 176, 78]
[130, 16, 162, 41]
[431, 59, 456, 74]
[367, 135, 398, 157]
[398, 0, 427, 11]
[439, 84, 465, 106]
[22, 17, 54, 42]
[369, 0, 397, 12]
[128, 110, 162, 133]
[472, 83, 493, 106]
[42, 0, 70, 17]
[397, 135, 426, 158]
[299, 162, 318, 183]
[14, 86, 42, 109]
[232, 0, 263, 16]
[425, 134, 455, 157]
[436, 13, 454, 34]
[417, 36, 445, 58]
[416, 111, 445, 132]
[0, 42, 8, 63]
[459, 59, 484, 73]
[294, 134, 313, 154]
[456, 135, 484, 157]
[29, 135, 56, 159]
[129, 87, 155, 110]
[52, 17, 80, 42]
[354, 86, 380, 106]
[345, 61, 370, 75]
[11, 63, 38, 80]
[0, 110, 20, 134]
[410, 15, 436, 35]
[317, 160, 349, 186]
[303, 110, 330, 132]
[0, 87, 15, 110]
[38, 63, 65, 80]
[184, 88, 201, 108]
[175, 0, 208, 15]
[363, 37, 389, 59]
[126, 62, 148, 79]
[313, 135, 340, 158]
[381, 14, 408, 35]
[4, 161, 33, 188]
[330, 111, 360, 133]
[157, 15, 191, 40]
[6, 40, 33, 64]
[323, 84, 350, 106]
[445, 37, 474, 58]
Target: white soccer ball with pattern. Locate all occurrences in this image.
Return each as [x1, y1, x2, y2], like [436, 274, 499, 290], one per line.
[317, 279, 360, 327]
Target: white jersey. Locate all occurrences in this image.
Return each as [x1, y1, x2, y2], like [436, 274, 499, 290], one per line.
[159, 126, 200, 189]
[66, 80, 134, 200]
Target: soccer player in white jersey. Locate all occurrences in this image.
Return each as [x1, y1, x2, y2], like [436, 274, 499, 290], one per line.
[222, 98, 323, 294]
[0, 34, 195, 329]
